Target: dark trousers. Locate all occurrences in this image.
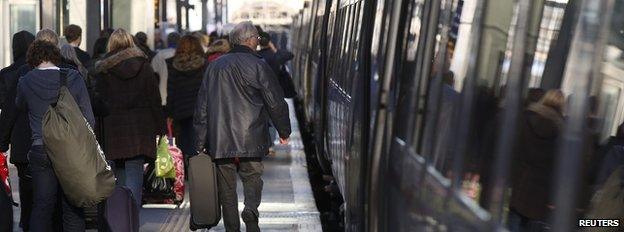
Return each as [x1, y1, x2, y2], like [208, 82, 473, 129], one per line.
[15, 163, 33, 231]
[175, 117, 195, 176]
[28, 145, 85, 232]
[216, 158, 263, 232]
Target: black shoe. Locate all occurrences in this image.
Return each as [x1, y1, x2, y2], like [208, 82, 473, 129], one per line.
[241, 209, 260, 232]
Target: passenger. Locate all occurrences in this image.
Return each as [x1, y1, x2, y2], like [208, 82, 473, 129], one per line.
[60, 44, 88, 77]
[87, 36, 111, 119]
[92, 37, 109, 60]
[17, 29, 78, 78]
[508, 89, 565, 232]
[152, 32, 181, 106]
[63, 24, 91, 66]
[257, 31, 296, 98]
[17, 40, 94, 231]
[135, 31, 157, 60]
[206, 39, 231, 62]
[0, 30, 35, 232]
[94, 29, 164, 208]
[11, 28, 76, 232]
[165, 35, 207, 173]
[193, 21, 291, 232]
[192, 31, 211, 53]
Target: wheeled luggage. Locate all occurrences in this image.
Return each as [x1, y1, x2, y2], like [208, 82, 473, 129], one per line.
[188, 153, 220, 230]
[105, 186, 139, 232]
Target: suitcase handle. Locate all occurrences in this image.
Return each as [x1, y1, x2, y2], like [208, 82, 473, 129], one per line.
[167, 119, 174, 146]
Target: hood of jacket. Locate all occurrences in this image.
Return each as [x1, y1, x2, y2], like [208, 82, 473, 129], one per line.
[22, 69, 83, 101]
[12, 31, 35, 62]
[526, 103, 564, 139]
[95, 47, 147, 79]
[206, 39, 231, 55]
[171, 54, 205, 72]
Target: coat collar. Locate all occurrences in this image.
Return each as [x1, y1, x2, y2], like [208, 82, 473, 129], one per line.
[95, 47, 146, 73]
[229, 45, 262, 58]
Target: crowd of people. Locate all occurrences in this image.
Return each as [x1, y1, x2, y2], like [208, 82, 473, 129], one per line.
[0, 20, 295, 232]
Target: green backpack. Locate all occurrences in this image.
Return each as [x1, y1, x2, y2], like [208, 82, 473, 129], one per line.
[42, 69, 115, 208]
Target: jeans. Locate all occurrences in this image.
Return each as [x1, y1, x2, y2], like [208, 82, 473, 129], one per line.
[112, 156, 145, 207]
[269, 123, 277, 146]
[216, 158, 264, 232]
[507, 209, 551, 232]
[28, 145, 85, 232]
[15, 163, 33, 231]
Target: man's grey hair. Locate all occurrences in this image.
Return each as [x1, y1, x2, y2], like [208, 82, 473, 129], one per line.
[229, 21, 258, 45]
[36, 29, 59, 46]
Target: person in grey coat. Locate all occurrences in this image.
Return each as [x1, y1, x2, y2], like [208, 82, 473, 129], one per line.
[193, 21, 291, 232]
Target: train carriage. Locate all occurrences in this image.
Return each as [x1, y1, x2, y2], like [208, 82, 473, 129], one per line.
[291, 0, 624, 231]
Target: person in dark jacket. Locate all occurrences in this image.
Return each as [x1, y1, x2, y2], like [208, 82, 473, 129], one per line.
[0, 30, 35, 231]
[194, 21, 291, 232]
[17, 40, 94, 232]
[17, 29, 78, 79]
[135, 31, 157, 61]
[508, 90, 565, 232]
[166, 35, 207, 170]
[63, 24, 91, 66]
[257, 31, 296, 98]
[94, 29, 163, 208]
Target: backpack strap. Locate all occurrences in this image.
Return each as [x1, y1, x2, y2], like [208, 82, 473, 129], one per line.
[59, 68, 68, 88]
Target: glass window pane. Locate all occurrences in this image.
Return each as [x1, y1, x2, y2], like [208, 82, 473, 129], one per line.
[10, 4, 37, 38]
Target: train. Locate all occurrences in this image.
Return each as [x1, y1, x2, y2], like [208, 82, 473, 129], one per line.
[289, 0, 624, 231]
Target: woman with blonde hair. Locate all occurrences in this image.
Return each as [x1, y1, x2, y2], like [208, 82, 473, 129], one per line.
[94, 28, 164, 208]
[508, 89, 566, 231]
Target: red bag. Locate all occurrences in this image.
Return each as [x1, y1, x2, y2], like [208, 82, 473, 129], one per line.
[164, 121, 185, 204]
[0, 153, 10, 193]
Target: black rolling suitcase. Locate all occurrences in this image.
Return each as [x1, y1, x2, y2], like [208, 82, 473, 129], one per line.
[188, 153, 221, 230]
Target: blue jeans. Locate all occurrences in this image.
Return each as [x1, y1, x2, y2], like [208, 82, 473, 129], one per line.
[28, 145, 85, 232]
[112, 156, 145, 207]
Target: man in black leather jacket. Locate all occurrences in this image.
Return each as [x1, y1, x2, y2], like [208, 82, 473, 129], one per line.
[193, 21, 291, 232]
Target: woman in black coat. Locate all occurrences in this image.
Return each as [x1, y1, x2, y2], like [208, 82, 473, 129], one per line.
[508, 90, 565, 231]
[94, 29, 163, 208]
[166, 35, 207, 167]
